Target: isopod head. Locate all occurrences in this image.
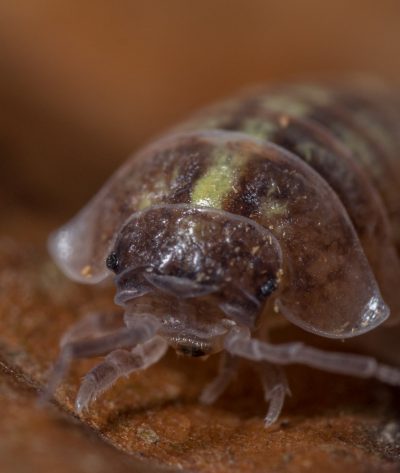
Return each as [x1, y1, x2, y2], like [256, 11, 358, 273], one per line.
[109, 204, 283, 338]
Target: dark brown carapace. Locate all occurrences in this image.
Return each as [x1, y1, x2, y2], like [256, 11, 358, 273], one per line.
[44, 80, 400, 427]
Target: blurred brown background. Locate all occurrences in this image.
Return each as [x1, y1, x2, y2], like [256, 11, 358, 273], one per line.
[0, 0, 399, 219]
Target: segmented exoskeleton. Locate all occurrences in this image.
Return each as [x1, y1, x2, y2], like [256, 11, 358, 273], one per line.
[44, 80, 400, 426]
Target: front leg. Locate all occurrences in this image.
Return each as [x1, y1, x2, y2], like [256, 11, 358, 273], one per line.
[76, 335, 168, 412]
[40, 315, 160, 405]
[60, 311, 123, 347]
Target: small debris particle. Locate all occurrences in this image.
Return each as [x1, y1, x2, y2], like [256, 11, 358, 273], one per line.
[136, 425, 160, 445]
[278, 115, 290, 128]
[80, 265, 92, 278]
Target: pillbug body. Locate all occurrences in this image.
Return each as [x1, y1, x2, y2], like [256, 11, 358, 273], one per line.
[45, 81, 400, 426]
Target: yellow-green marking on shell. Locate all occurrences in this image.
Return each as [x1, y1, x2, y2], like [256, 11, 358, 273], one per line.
[260, 182, 289, 220]
[334, 125, 381, 179]
[288, 84, 333, 106]
[136, 165, 182, 210]
[191, 147, 247, 208]
[294, 141, 316, 163]
[241, 118, 279, 140]
[260, 95, 311, 118]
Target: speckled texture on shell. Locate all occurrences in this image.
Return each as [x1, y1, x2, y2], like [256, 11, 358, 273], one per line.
[50, 82, 400, 339]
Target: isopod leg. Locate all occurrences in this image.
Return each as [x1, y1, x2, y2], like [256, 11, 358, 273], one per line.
[40, 315, 159, 405]
[60, 311, 123, 347]
[225, 327, 400, 386]
[258, 363, 290, 427]
[199, 353, 238, 405]
[75, 335, 168, 412]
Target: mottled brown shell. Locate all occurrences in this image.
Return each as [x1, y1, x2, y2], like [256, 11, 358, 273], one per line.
[49, 80, 400, 339]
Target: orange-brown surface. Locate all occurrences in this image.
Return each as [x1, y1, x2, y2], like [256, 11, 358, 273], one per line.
[1, 2, 400, 472]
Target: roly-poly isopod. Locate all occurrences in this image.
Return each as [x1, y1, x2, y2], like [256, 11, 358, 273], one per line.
[44, 80, 400, 427]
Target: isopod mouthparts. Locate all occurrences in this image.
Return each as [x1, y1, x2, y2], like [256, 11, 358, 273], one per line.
[46, 80, 400, 426]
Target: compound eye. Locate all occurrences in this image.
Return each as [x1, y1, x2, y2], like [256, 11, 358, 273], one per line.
[106, 252, 119, 272]
[259, 278, 278, 298]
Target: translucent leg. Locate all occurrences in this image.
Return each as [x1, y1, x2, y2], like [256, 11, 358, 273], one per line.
[225, 326, 400, 386]
[40, 315, 159, 405]
[199, 353, 238, 405]
[258, 363, 290, 427]
[75, 335, 168, 412]
[60, 311, 122, 347]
